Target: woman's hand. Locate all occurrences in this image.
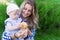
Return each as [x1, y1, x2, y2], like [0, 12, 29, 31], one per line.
[14, 32, 21, 38]
[14, 32, 24, 38]
[14, 29, 28, 38]
[27, 28, 32, 36]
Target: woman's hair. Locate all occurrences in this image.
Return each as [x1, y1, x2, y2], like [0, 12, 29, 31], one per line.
[20, 0, 39, 30]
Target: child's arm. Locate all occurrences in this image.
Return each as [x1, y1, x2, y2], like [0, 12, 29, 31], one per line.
[11, 22, 28, 39]
[6, 22, 20, 31]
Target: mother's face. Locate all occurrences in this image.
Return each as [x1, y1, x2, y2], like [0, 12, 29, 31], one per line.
[22, 3, 32, 18]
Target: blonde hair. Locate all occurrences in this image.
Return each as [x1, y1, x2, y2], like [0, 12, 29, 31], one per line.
[20, 0, 39, 30]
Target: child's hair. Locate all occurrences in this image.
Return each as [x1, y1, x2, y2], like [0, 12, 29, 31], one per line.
[6, 3, 19, 15]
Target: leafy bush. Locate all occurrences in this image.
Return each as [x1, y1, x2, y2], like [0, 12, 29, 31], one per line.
[36, 0, 60, 32]
[15, 0, 23, 6]
[0, 4, 7, 40]
[0, 4, 7, 27]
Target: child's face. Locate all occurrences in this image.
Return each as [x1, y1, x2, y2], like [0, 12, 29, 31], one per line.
[9, 10, 19, 20]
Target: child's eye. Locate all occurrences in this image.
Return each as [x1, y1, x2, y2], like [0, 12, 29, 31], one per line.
[14, 13, 19, 15]
[13, 11, 19, 15]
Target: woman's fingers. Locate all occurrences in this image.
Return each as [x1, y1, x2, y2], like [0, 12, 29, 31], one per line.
[27, 29, 32, 36]
[14, 32, 21, 38]
[14, 31, 26, 38]
[20, 30, 28, 38]
[14, 29, 28, 38]
[19, 34, 25, 38]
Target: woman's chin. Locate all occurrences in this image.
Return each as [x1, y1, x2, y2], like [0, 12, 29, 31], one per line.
[23, 16, 27, 18]
[22, 15, 27, 18]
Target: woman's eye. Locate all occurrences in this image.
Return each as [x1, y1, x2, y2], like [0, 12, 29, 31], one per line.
[28, 10, 31, 12]
[24, 8, 27, 10]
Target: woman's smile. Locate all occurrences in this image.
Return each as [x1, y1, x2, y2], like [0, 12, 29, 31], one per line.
[22, 4, 32, 18]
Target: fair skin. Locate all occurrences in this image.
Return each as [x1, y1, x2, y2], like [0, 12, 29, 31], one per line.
[9, 10, 19, 20]
[15, 3, 33, 38]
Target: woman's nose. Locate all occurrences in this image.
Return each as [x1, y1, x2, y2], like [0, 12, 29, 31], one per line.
[25, 10, 28, 14]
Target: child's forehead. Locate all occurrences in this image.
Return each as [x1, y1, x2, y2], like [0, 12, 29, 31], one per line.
[9, 9, 19, 14]
[13, 9, 19, 12]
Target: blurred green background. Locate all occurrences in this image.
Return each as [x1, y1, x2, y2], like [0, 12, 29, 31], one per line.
[0, 0, 60, 40]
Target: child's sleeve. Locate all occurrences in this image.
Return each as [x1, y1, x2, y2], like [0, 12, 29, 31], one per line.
[5, 20, 12, 30]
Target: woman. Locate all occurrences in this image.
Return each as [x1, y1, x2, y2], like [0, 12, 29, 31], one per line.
[14, 0, 39, 40]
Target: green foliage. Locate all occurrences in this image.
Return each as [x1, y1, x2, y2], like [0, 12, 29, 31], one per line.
[0, 4, 7, 27]
[0, 4, 7, 40]
[15, 0, 23, 6]
[0, 0, 60, 40]
[35, 28, 60, 40]
[36, 0, 60, 31]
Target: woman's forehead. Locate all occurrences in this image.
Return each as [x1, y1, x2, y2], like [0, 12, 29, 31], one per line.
[24, 3, 32, 10]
